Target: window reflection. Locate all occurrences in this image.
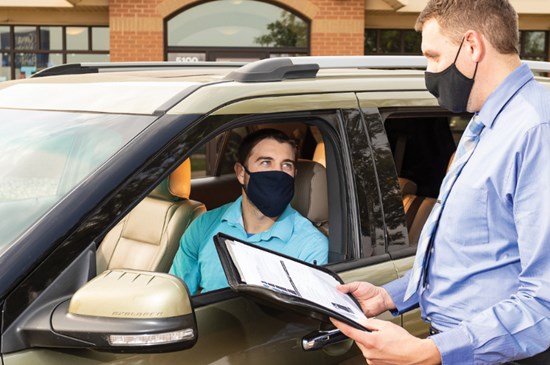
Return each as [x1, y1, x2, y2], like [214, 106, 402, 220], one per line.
[1, 52, 9, 82]
[167, 0, 308, 48]
[66, 27, 89, 50]
[40, 27, 63, 50]
[13, 27, 37, 50]
[364, 29, 422, 55]
[92, 27, 110, 51]
[1, 26, 10, 49]
[520, 31, 548, 61]
[1, 26, 109, 81]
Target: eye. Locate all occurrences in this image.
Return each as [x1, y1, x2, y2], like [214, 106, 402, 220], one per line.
[282, 162, 295, 171]
[260, 160, 271, 167]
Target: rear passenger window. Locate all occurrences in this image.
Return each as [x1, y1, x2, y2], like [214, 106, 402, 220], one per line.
[383, 113, 471, 247]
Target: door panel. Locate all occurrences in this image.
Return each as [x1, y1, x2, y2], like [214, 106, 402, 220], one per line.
[3, 295, 363, 364]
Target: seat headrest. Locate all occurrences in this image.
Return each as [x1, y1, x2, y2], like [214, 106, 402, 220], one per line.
[398, 177, 417, 196]
[149, 159, 192, 201]
[291, 159, 328, 224]
[313, 142, 326, 167]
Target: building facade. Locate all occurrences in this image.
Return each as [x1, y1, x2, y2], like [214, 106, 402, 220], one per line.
[0, 0, 549, 81]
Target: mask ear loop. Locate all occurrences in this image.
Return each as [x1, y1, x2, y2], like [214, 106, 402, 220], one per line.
[455, 36, 479, 80]
[239, 163, 251, 194]
[454, 37, 466, 64]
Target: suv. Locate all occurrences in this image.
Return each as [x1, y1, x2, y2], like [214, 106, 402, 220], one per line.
[0, 57, 549, 364]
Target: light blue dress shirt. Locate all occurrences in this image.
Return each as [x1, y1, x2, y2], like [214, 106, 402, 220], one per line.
[385, 63, 550, 364]
[170, 196, 328, 294]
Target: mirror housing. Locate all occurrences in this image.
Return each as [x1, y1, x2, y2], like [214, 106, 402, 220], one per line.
[40, 269, 197, 353]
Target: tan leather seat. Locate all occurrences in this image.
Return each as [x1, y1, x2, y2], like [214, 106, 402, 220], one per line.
[96, 159, 206, 273]
[399, 177, 417, 196]
[402, 194, 436, 247]
[291, 159, 328, 236]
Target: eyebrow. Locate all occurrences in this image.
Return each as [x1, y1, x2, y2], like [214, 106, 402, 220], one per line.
[254, 156, 295, 165]
[254, 156, 274, 162]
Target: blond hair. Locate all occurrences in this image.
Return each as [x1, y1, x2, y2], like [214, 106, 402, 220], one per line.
[415, 0, 519, 54]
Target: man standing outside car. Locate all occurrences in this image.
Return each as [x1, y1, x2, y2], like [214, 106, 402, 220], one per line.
[331, 0, 550, 364]
[170, 128, 328, 294]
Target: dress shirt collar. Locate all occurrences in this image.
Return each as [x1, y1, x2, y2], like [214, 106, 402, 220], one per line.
[221, 195, 295, 242]
[478, 63, 533, 129]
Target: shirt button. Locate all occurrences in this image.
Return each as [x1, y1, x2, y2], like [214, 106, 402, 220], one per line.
[430, 248, 434, 254]
[426, 316, 432, 321]
[426, 284, 430, 289]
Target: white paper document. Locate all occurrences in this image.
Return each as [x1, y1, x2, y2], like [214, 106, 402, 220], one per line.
[225, 239, 367, 325]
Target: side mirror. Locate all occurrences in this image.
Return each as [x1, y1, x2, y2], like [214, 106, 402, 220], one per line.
[49, 269, 197, 353]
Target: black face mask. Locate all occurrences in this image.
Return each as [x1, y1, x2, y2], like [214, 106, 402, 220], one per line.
[425, 38, 478, 113]
[242, 165, 295, 218]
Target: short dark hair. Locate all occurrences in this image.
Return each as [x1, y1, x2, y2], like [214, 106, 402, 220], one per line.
[415, 0, 519, 55]
[237, 128, 298, 166]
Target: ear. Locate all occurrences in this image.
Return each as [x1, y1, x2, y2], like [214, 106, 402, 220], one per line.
[235, 162, 245, 185]
[464, 30, 484, 63]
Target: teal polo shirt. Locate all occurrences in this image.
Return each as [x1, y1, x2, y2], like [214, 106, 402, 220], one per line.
[169, 196, 328, 294]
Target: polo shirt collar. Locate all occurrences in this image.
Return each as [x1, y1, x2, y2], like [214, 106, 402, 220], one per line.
[478, 63, 534, 129]
[221, 196, 296, 242]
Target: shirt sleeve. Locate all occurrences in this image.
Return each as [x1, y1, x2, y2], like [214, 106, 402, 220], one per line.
[432, 123, 550, 364]
[382, 270, 419, 314]
[169, 215, 203, 295]
[302, 231, 328, 265]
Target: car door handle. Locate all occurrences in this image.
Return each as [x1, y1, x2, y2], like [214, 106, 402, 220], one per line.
[301, 328, 348, 351]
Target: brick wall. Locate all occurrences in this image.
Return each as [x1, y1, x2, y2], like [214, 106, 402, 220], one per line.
[109, 0, 365, 62]
[110, 0, 164, 62]
[309, 0, 365, 56]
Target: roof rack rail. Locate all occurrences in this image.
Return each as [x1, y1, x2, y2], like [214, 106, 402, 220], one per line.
[225, 56, 428, 82]
[31, 61, 245, 78]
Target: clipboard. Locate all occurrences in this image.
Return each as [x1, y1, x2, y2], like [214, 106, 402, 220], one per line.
[213, 232, 368, 331]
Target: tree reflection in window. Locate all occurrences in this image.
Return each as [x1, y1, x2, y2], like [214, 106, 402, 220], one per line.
[254, 12, 307, 48]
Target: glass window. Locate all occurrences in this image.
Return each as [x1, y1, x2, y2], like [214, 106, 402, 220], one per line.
[14, 27, 37, 50]
[167, 0, 308, 48]
[15, 53, 39, 79]
[1, 26, 109, 81]
[1, 52, 10, 82]
[403, 30, 422, 54]
[14, 52, 59, 79]
[0, 109, 156, 249]
[379, 30, 401, 54]
[1, 26, 10, 49]
[39, 27, 63, 50]
[521, 31, 547, 61]
[67, 53, 109, 63]
[92, 27, 109, 51]
[66, 27, 89, 50]
[364, 29, 377, 54]
[364, 29, 422, 55]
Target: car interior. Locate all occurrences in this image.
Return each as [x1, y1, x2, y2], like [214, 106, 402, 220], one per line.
[94, 122, 332, 282]
[94, 114, 467, 288]
[384, 113, 468, 247]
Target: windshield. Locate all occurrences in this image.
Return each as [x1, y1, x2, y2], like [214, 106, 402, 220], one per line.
[0, 109, 155, 251]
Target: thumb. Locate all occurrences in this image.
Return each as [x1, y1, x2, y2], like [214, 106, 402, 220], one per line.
[336, 281, 361, 294]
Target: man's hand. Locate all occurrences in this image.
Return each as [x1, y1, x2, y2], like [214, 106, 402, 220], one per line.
[337, 281, 396, 317]
[331, 318, 441, 365]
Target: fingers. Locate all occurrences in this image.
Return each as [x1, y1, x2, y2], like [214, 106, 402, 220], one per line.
[330, 318, 365, 340]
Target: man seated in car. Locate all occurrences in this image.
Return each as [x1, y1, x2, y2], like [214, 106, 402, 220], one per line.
[170, 128, 328, 294]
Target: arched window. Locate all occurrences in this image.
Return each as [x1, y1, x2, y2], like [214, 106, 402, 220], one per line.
[166, 0, 309, 62]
